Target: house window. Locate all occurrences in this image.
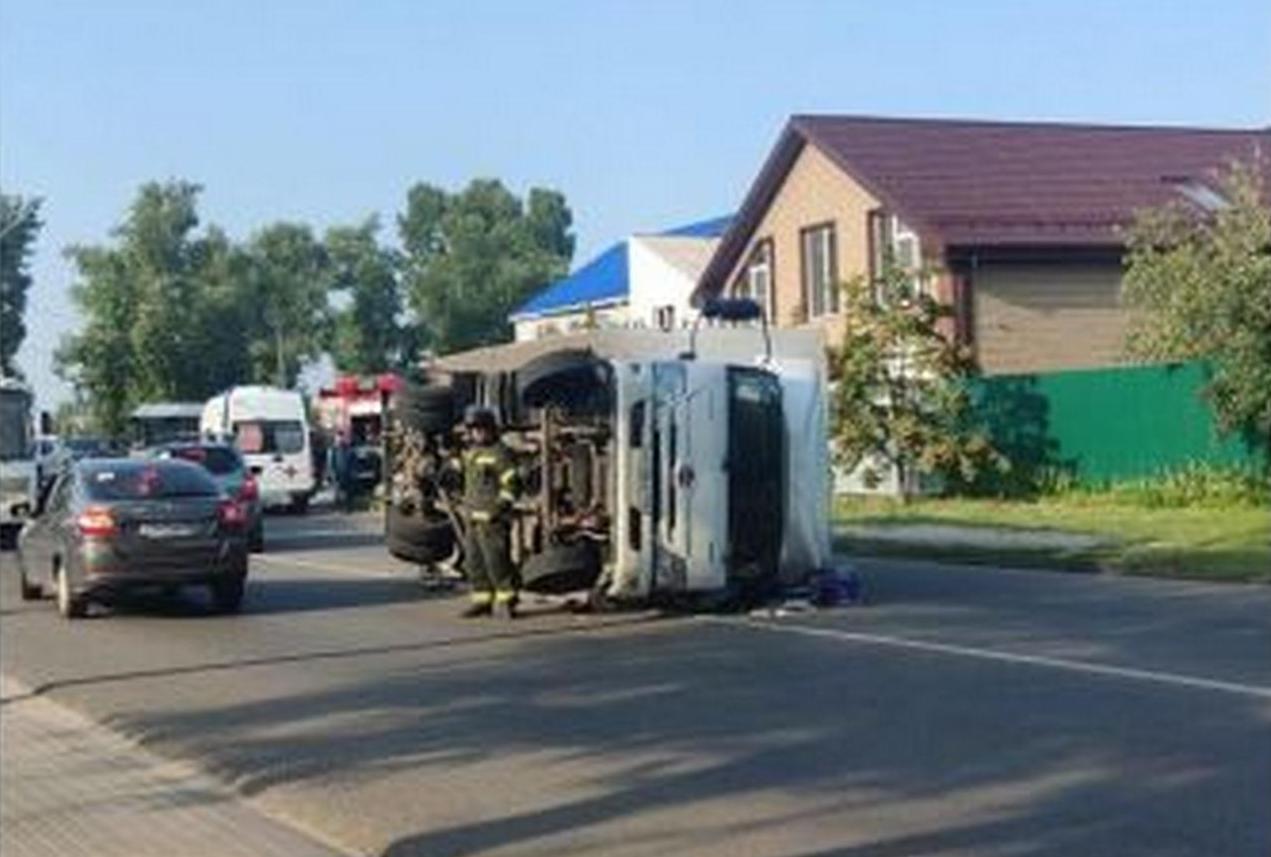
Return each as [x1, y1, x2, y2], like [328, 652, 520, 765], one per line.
[800, 223, 838, 317]
[869, 212, 923, 303]
[654, 305, 676, 331]
[733, 240, 774, 321]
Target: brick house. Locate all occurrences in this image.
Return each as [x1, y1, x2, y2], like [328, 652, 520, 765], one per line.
[694, 115, 1269, 374]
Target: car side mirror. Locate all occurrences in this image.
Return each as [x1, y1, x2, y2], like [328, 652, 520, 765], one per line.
[11, 501, 31, 520]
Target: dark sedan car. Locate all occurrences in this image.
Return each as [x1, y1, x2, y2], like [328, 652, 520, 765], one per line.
[152, 442, 264, 552]
[17, 458, 250, 618]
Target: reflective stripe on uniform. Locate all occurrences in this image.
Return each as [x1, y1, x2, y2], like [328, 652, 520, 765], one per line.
[498, 490, 516, 504]
[474, 454, 500, 467]
[494, 590, 518, 604]
[470, 590, 493, 604]
[470, 510, 492, 522]
[499, 469, 517, 487]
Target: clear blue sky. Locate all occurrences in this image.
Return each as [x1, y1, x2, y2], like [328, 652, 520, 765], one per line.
[3, 0, 1269, 407]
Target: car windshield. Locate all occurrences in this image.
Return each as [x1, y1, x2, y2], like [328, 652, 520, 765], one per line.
[164, 446, 242, 476]
[83, 461, 219, 500]
[234, 420, 305, 455]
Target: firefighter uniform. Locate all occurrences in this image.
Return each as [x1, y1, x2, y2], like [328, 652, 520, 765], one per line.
[460, 440, 520, 612]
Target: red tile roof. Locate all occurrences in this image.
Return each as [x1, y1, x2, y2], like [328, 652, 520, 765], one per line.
[697, 115, 1269, 300]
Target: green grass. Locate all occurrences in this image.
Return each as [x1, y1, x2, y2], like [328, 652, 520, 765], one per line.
[835, 495, 1271, 583]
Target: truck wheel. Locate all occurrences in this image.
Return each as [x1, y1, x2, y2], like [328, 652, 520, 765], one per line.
[386, 508, 455, 564]
[55, 568, 86, 619]
[395, 384, 455, 435]
[518, 350, 609, 411]
[521, 542, 602, 595]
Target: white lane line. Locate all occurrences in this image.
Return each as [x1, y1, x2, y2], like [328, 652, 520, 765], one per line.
[708, 617, 1271, 702]
[254, 554, 405, 579]
[266, 529, 381, 540]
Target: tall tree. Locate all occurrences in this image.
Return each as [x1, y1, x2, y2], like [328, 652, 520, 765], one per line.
[1123, 159, 1271, 455]
[244, 223, 331, 387]
[57, 181, 253, 435]
[0, 193, 43, 376]
[398, 179, 573, 354]
[326, 217, 404, 374]
[832, 264, 1004, 496]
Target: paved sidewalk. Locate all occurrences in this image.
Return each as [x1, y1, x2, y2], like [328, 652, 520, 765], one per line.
[1, 676, 347, 857]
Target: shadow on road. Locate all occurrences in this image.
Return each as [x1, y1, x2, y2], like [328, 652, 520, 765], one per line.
[80, 610, 1271, 857]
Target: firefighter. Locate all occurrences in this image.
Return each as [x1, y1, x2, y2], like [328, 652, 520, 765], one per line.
[457, 406, 521, 619]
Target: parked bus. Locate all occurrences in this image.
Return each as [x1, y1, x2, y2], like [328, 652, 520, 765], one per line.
[131, 402, 204, 450]
[0, 377, 37, 548]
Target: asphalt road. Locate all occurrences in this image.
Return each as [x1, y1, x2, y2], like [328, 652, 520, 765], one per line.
[2, 510, 1269, 857]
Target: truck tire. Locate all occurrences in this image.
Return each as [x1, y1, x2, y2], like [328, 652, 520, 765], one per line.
[521, 542, 602, 595]
[518, 350, 609, 411]
[395, 384, 455, 435]
[386, 505, 455, 564]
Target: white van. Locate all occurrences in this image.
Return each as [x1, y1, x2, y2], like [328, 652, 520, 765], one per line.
[202, 386, 315, 512]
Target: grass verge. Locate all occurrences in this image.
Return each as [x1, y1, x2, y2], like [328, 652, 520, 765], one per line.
[836, 495, 1271, 583]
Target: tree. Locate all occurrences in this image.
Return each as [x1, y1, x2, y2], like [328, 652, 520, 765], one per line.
[1122, 159, 1271, 454]
[0, 192, 43, 376]
[832, 265, 1004, 496]
[57, 181, 256, 435]
[398, 179, 573, 354]
[326, 217, 405, 374]
[244, 222, 331, 386]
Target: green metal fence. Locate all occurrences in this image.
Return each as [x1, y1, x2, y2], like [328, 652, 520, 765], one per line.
[972, 360, 1267, 486]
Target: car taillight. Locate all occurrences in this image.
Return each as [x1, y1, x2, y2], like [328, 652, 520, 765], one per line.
[218, 499, 248, 529]
[238, 475, 259, 503]
[77, 505, 118, 537]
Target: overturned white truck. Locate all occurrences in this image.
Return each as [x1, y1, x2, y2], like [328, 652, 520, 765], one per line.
[385, 320, 832, 608]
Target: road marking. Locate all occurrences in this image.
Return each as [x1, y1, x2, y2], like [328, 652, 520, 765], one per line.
[709, 617, 1271, 702]
[254, 554, 405, 578]
[256, 553, 1271, 702]
[266, 529, 381, 541]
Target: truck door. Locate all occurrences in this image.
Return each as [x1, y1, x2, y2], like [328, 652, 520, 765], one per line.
[650, 362, 728, 594]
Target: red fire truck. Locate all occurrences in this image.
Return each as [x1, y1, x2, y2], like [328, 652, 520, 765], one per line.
[312, 374, 403, 496]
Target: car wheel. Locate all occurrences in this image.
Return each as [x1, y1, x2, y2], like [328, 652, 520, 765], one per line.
[55, 567, 86, 619]
[289, 494, 309, 515]
[19, 566, 43, 601]
[210, 574, 246, 614]
[521, 542, 603, 595]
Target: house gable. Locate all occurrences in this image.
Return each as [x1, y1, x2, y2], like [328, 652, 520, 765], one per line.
[721, 141, 881, 328]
